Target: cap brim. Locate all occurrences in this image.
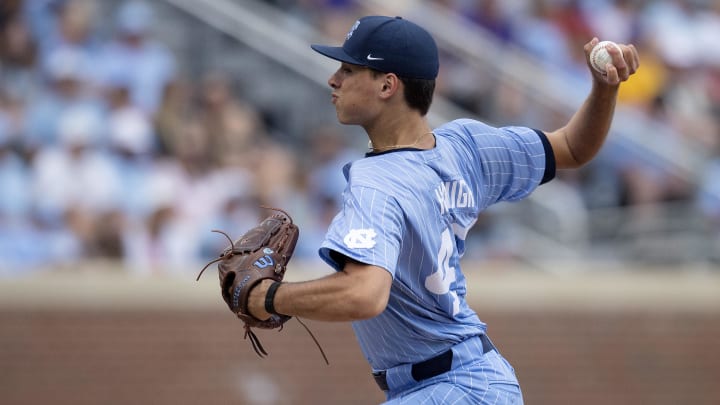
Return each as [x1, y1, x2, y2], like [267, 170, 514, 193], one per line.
[311, 44, 365, 66]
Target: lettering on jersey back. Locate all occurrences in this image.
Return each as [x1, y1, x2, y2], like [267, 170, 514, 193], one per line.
[435, 180, 475, 214]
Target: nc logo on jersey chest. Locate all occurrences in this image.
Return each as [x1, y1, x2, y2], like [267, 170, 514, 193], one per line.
[343, 228, 377, 249]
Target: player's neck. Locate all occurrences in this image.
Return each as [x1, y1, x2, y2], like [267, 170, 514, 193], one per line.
[365, 114, 433, 152]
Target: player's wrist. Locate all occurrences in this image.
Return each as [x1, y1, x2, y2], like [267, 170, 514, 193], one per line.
[248, 279, 274, 320]
[264, 281, 283, 316]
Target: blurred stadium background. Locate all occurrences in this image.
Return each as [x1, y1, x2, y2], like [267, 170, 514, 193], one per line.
[1, 0, 719, 404]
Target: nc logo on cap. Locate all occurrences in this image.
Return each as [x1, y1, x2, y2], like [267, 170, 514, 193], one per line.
[346, 20, 360, 41]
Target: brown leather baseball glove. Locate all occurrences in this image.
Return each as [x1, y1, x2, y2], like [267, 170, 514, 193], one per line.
[197, 207, 327, 363]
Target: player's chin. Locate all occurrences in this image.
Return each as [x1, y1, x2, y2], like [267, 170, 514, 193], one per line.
[334, 107, 364, 126]
[335, 112, 354, 125]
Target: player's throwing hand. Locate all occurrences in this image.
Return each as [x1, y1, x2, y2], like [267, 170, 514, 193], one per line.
[586, 37, 640, 86]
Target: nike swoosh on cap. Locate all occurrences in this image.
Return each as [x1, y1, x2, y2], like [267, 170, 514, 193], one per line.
[366, 54, 384, 61]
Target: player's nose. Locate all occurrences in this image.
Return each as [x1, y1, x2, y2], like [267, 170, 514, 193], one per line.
[328, 71, 340, 89]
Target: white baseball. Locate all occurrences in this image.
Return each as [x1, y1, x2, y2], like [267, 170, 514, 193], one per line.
[589, 41, 622, 74]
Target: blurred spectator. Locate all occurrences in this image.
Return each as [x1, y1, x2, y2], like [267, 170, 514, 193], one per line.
[122, 203, 193, 276]
[28, 0, 101, 62]
[616, 35, 669, 111]
[0, 88, 24, 152]
[253, 142, 302, 209]
[197, 72, 266, 167]
[106, 80, 155, 157]
[639, 0, 709, 70]
[106, 82, 158, 220]
[51, 0, 100, 53]
[292, 125, 358, 260]
[510, 0, 574, 68]
[0, 118, 30, 224]
[95, 0, 177, 115]
[17, 105, 119, 269]
[698, 148, 720, 227]
[198, 172, 262, 260]
[30, 105, 120, 226]
[154, 77, 193, 157]
[461, 0, 514, 43]
[305, 124, 356, 209]
[289, 0, 360, 40]
[0, 7, 39, 104]
[119, 157, 189, 275]
[661, 67, 720, 151]
[579, 0, 640, 45]
[0, 220, 82, 275]
[23, 47, 104, 153]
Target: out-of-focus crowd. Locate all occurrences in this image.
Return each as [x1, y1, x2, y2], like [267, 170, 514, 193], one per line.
[0, 0, 354, 275]
[1, 0, 719, 275]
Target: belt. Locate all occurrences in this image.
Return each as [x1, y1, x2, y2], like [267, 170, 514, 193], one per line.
[372, 334, 495, 392]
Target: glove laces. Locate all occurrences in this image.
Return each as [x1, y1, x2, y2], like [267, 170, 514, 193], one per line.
[243, 317, 329, 365]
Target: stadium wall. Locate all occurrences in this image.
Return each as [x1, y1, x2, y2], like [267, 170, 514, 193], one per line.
[1, 263, 718, 405]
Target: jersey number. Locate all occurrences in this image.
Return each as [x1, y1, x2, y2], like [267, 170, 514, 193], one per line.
[424, 228, 460, 316]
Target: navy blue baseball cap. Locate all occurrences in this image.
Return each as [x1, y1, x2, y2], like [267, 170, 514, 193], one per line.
[311, 16, 439, 80]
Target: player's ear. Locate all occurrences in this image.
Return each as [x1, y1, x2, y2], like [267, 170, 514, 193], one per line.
[379, 73, 399, 99]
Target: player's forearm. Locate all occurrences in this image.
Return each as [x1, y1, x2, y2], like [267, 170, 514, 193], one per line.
[553, 82, 619, 169]
[278, 273, 385, 321]
[248, 268, 391, 322]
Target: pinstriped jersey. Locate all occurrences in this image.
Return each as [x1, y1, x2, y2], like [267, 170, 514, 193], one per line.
[319, 118, 555, 370]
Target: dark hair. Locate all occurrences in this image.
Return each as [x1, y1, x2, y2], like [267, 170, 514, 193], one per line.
[399, 76, 435, 116]
[371, 70, 435, 116]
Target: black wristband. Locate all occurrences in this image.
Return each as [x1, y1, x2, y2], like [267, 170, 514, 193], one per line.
[264, 281, 283, 315]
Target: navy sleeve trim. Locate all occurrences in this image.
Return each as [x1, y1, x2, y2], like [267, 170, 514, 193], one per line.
[534, 129, 556, 184]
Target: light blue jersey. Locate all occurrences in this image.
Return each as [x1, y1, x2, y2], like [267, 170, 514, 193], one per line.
[319, 118, 554, 371]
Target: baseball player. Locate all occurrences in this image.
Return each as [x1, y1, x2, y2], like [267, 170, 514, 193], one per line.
[245, 15, 639, 404]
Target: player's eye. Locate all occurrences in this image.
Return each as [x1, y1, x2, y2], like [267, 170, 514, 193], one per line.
[340, 63, 358, 74]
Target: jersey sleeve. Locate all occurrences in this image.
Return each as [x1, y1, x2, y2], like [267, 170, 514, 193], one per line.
[319, 185, 404, 276]
[458, 120, 555, 206]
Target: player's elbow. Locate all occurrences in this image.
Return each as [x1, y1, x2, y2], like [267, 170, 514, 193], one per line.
[341, 262, 392, 319]
[551, 140, 597, 169]
[548, 128, 606, 169]
[557, 155, 588, 170]
[346, 291, 389, 320]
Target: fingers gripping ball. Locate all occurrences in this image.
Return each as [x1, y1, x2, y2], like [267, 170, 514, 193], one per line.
[589, 40, 623, 75]
[196, 207, 328, 364]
